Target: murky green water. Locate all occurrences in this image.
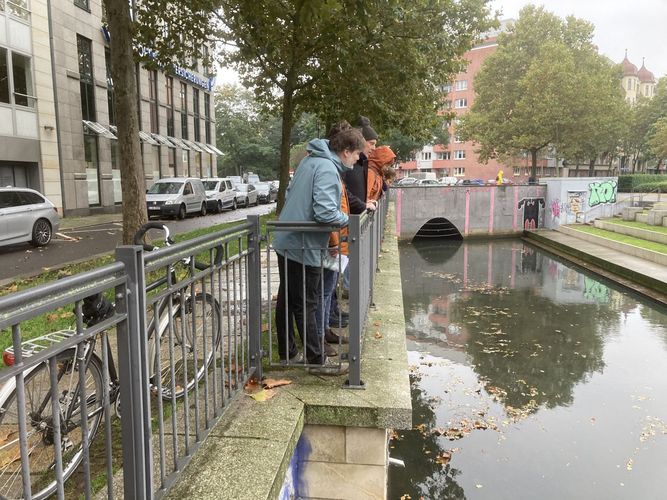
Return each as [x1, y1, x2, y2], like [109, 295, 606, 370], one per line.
[389, 239, 667, 500]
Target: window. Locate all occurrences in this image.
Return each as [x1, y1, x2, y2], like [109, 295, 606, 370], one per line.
[74, 0, 89, 10]
[148, 70, 158, 133]
[193, 88, 200, 141]
[204, 93, 211, 143]
[166, 77, 174, 136]
[6, 0, 29, 20]
[421, 152, 431, 161]
[0, 48, 9, 104]
[77, 35, 95, 121]
[455, 80, 467, 91]
[454, 150, 466, 159]
[180, 82, 188, 139]
[10, 53, 34, 107]
[454, 98, 467, 109]
[436, 152, 451, 160]
[454, 167, 465, 176]
[440, 83, 452, 93]
[454, 135, 463, 143]
[105, 48, 116, 125]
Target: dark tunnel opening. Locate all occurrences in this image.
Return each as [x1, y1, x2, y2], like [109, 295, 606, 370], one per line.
[413, 217, 463, 240]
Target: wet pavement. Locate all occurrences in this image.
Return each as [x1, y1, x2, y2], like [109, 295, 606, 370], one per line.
[389, 238, 667, 500]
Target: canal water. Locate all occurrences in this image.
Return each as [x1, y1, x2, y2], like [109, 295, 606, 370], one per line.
[389, 239, 667, 500]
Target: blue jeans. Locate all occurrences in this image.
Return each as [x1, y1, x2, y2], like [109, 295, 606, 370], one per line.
[316, 269, 338, 337]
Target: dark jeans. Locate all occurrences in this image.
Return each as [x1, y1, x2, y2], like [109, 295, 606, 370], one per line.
[316, 269, 338, 337]
[275, 254, 324, 364]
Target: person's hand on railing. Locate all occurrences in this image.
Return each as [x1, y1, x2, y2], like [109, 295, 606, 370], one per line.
[366, 199, 378, 211]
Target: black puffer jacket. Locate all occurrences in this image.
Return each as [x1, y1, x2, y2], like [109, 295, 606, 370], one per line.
[343, 153, 368, 214]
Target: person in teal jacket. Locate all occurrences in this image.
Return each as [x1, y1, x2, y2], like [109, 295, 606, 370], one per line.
[273, 127, 365, 374]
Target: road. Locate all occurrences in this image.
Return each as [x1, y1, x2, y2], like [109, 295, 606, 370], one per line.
[0, 204, 275, 284]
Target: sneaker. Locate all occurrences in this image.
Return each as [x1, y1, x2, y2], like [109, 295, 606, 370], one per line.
[308, 357, 349, 376]
[325, 328, 349, 345]
[324, 342, 338, 357]
[281, 352, 303, 364]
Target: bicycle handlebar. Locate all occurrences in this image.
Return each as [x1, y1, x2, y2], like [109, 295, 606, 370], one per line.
[133, 222, 174, 251]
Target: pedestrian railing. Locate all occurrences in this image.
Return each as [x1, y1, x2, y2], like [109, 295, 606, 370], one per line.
[0, 199, 387, 499]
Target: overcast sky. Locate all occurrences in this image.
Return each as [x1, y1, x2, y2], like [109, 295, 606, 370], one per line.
[490, 0, 667, 78]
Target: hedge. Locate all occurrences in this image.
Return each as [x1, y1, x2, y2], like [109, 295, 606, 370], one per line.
[618, 174, 667, 192]
[630, 181, 667, 193]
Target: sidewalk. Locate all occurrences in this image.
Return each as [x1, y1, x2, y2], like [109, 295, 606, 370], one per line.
[58, 213, 122, 231]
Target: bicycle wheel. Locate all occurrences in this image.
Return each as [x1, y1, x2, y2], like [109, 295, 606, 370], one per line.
[154, 292, 221, 400]
[0, 351, 104, 500]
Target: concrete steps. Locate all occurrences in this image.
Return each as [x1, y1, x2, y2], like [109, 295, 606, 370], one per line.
[557, 224, 667, 266]
[594, 219, 667, 245]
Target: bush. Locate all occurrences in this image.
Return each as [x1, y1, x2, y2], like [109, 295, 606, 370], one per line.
[618, 174, 667, 192]
[631, 181, 667, 193]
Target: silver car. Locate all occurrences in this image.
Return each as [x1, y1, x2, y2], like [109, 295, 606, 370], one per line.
[0, 187, 60, 247]
[234, 184, 258, 207]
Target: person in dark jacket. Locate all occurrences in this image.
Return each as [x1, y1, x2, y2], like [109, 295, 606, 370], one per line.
[344, 116, 379, 215]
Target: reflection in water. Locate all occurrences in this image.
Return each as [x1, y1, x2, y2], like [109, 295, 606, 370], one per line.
[390, 239, 667, 500]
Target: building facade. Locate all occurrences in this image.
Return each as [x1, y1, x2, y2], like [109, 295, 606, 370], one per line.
[621, 52, 656, 104]
[1, 0, 220, 216]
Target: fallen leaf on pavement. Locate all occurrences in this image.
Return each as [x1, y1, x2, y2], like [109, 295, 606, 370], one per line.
[248, 389, 276, 402]
[374, 331, 383, 339]
[263, 378, 292, 389]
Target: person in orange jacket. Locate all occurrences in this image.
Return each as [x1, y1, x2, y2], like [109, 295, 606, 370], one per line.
[366, 145, 396, 202]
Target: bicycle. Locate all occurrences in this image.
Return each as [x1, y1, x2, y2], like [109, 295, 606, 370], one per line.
[0, 222, 221, 499]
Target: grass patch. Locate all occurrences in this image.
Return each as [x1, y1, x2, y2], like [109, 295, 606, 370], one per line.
[599, 218, 667, 235]
[567, 224, 667, 254]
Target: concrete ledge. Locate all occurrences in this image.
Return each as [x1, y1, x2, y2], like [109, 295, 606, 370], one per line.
[622, 206, 643, 221]
[558, 225, 667, 266]
[647, 209, 667, 225]
[594, 220, 667, 245]
[637, 212, 649, 224]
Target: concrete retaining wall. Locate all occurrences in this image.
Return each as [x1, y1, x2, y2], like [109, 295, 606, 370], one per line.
[394, 184, 546, 241]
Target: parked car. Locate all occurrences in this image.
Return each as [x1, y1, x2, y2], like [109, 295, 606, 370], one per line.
[396, 177, 417, 186]
[438, 176, 459, 186]
[458, 179, 485, 186]
[244, 172, 260, 185]
[228, 176, 243, 187]
[415, 179, 439, 186]
[0, 187, 60, 248]
[234, 184, 258, 207]
[254, 182, 277, 204]
[146, 177, 207, 219]
[202, 177, 237, 212]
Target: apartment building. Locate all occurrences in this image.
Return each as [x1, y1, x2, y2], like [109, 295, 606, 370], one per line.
[1, 0, 220, 215]
[397, 26, 551, 183]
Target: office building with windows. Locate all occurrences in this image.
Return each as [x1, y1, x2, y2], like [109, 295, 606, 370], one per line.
[1, 0, 220, 215]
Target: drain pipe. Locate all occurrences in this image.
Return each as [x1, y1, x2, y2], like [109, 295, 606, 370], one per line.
[46, 0, 67, 214]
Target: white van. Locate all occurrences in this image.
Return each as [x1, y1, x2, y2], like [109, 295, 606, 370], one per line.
[438, 176, 458, 186]
[146, 177, 207, 219]
[202, 177, 237, 212]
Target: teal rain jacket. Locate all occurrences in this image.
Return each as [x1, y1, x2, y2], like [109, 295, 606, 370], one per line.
[273, 138, 350, 267]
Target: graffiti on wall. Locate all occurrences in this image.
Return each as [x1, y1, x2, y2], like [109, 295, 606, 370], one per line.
[567, 191, 586, 222]
[588, 180, 617, 207]
[518, 198, 545, 229]
[551, 199, 561, 219]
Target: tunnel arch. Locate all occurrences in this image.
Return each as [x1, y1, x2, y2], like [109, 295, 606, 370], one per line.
[413, 217, 463, 240]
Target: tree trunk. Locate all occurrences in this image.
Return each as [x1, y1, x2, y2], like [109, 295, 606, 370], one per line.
[530, 149, 538, 182]
[276, 85, 295, 214]
[588, 158, 595, 177]
[105, 0, 147, 244]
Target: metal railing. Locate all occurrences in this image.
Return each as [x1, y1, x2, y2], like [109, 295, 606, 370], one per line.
[0, 203, 388, 498]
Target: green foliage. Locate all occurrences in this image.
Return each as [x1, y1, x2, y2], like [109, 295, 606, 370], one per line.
[458, 5, 625, 177]
[630, 181, 667, 193]
[617, 174, 667, 191]
[216, 0, 496, 209]
[648, 116, 667, 159]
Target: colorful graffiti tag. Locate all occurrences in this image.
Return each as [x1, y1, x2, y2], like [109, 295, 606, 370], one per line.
[518, 198, 545, 230]
[588, 180, 617, 207]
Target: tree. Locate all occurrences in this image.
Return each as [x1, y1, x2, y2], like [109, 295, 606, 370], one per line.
[458, 6, 604, 179]
[104, 0, 215, 243]
[216, 0, 496, 211]
[648, 117, 667, 165]
[558, 53, 628, 176]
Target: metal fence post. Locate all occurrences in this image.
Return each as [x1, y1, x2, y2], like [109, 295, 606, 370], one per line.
[116, 245, 153, 500]
[246, 215, 263, 380]
[345, 214, 363, 388]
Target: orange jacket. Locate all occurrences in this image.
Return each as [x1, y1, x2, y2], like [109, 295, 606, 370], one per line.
[367, 146, 396, 202]
[328, 179, 350, 255]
